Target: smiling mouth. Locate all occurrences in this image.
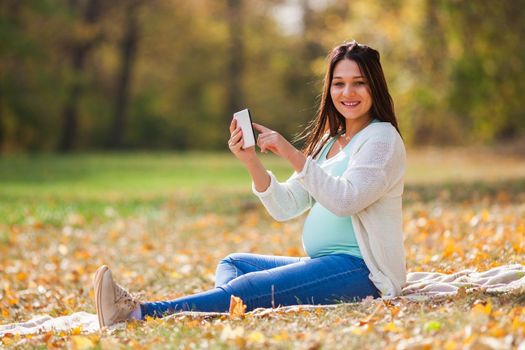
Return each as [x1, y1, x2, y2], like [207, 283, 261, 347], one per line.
[341, 101, 360, 107]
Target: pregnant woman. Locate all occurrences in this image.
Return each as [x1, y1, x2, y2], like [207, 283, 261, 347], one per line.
[93, 40, 406, 328]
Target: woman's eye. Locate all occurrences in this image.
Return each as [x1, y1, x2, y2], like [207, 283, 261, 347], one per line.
[333, 82, 344, 87]
[354, 81, 366, 86]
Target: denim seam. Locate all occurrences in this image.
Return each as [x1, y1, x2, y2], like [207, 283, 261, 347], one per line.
[243, 267, 369, 305]
[227, 257, 299, 274]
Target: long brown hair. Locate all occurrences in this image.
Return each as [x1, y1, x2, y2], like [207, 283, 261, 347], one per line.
[297, 40, 400, 157]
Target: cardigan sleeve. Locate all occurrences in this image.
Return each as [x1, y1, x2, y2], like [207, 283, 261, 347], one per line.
[294, 127, 401, 217]
[251, 133, 333, 221]
[252, 170, 313, 222]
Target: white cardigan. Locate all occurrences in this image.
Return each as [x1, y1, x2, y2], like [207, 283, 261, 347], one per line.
[252, 122, 406, 297]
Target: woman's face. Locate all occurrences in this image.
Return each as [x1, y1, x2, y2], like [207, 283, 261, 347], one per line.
[330, 59, 372, 122]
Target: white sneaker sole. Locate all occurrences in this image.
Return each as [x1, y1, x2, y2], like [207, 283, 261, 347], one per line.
[93, 265, 109, 329]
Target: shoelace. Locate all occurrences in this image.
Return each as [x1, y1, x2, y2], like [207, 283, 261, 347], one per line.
[114, 283, 140, 313]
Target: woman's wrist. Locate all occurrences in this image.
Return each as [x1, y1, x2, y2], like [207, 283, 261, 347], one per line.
[283, 144, 306, 173]
[243, 155, 271, 192]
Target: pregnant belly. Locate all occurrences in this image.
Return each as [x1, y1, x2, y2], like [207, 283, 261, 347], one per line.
[302, 203, 360, 258]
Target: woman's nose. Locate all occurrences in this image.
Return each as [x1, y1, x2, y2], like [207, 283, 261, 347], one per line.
[342, 84, 355, 97]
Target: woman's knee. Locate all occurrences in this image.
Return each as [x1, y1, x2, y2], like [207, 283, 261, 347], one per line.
[217, 253, 241, 268]
[214, 253, 247, 287]
[217, 252, 254, 268]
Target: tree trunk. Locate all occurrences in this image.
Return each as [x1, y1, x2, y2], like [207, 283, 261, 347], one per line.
[226, 0, 244, 119]
[107, 1, 140, 149]
[0, 85, 3, 153]
[58, 0, 103, 152]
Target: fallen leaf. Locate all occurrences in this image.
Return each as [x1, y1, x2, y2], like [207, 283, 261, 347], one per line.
[358, 303, 384, 326]
[69, 336, 94, 350]
[247, 331, 265, 343]
[229, 295, 246, 318]
[423, 320, 441, 332]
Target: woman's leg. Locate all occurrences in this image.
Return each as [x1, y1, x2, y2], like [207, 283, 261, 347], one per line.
[214, 253, 305, 287]
[141, 254, 379, 318]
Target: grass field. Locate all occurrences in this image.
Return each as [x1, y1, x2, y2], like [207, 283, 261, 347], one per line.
[1, 149, 525, 349]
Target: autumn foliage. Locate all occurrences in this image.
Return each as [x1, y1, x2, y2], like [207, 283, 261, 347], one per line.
[1, 150, 524, 349]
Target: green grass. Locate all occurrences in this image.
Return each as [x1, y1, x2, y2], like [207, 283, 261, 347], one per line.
[0, 152, 291, 226]
[1, 150, 524, 226]
[0, 152, 291, 196]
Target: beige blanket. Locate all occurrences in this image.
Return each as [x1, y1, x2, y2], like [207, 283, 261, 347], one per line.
[402, 263, 525, 298]
[1, 264, 524, 336]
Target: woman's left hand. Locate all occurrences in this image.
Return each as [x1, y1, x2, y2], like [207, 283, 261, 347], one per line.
[253, 123, 307, 172]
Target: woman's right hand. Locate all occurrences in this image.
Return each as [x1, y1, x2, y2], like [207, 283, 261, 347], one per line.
[228, 118, 257, 163]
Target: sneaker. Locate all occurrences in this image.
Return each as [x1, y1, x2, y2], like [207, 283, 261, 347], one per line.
[93, 265, 140, 328]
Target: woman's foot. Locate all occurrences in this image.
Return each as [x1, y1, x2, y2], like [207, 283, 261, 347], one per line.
[93, 265, 140, 328]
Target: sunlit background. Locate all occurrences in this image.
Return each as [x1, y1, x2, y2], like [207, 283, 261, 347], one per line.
[1, 3, 525, 348]
[1, 0, 524, 152]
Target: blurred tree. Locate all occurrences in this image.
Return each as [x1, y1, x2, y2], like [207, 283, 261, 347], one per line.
[0, 0, 62, 152]
[411, 0, 460, 145]
[445, 0, 525, 143]
[226, 0, 245, 119]
[107, 0, 142, 149]
[0, 0, 524, 152]
[58, 0, 106, 152]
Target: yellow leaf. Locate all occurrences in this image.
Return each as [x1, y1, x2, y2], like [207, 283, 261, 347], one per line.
[16, 272, 27, 281]
[229, 295, 246, 318]
[272, 330, 289, 342]
[443, 340, 458, 350]
[383, 322, 401, 332]
[512, 316, 525, 332]
[488, 326, 506, 338]
[144, 316, 161, 325]
[389, 306, 400, 318]
[472, 301, 491, 315]
[69, 336, 94, 350]
[443, 242, 459, 258]
[2, 337, 14, 346]
[247, 331, 265, 343]
[348, 324, 373, 335]
[270, 222, 282, 229]
[127, 320, 139, 330]
[71, 326, 82, 335]
[285, 247, 301, 256]
[170, 271, 183, 279]
[349, 325, 366, 335]
[184, 319, 201, 328]
[424, 320, 442, 332]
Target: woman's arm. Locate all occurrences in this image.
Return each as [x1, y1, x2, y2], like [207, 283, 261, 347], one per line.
[253, 123, 307, 174]
[252, 171, 313, 222]
[296, 130, 405, 216]
[252, 122, 404, 217]
[228, 119, 313, 220]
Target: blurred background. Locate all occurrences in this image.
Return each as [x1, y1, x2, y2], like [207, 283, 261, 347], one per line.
[1, 0, 524, 153]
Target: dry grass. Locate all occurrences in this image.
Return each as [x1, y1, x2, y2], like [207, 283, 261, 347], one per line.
[1, 149, 524, 349]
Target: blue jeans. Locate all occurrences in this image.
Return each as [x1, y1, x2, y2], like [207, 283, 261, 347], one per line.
[140, 253, 380, 318]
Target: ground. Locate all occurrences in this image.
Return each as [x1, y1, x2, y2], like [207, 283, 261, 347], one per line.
[0, 148, 524, 349]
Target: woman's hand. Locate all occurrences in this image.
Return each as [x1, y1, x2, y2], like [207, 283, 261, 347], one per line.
[228, 118, 257, 164]
[228, 119, 271, 192]
[253, 123, 306, 173]
[253, 123, 294, 158]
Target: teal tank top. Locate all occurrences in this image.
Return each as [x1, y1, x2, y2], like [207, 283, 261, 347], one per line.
[302, 120, 379, 258]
